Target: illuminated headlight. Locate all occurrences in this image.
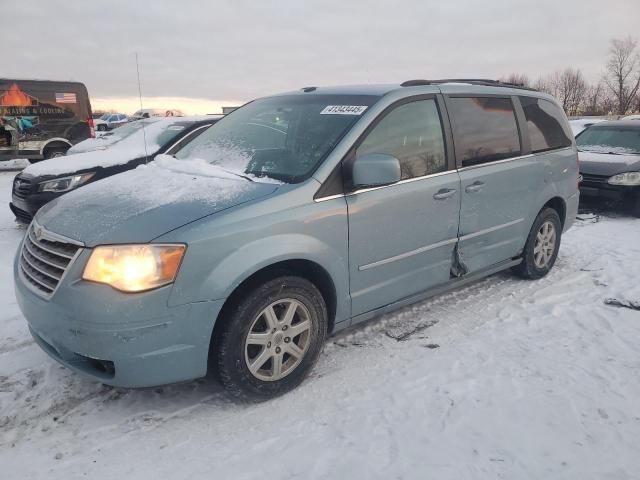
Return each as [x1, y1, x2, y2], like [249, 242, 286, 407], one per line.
[38, 173, 95, 192]
[607, 172, 640, 186]
[82, 244, 186, 293]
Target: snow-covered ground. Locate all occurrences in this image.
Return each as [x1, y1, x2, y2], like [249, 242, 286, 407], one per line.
[1, 169, 639, 479]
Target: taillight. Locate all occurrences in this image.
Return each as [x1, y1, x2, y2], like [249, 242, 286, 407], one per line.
[87, 117, 95, 138]
[576, 151, 581, 188]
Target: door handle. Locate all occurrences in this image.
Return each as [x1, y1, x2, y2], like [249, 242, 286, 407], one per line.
[465, 181, 485, 193]
[433, 188, 457, 200]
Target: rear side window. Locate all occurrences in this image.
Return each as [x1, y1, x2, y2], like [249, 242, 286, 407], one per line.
[520, 97, 572, 152]
[357, 99, 446, 180]
[449, 97, 521, 167]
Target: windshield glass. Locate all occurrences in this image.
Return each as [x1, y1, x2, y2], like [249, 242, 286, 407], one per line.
[99, 113, 111, 121]
[174, 94, 379, 183]
[154, 121, 197, 145]
[576, 126, 640, 154]
[102, 118, 160, 139]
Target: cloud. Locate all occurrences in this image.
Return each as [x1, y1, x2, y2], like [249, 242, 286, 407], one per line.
[5, 0, 640, 108]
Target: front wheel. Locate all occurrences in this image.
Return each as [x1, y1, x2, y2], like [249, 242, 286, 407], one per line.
[513, 208, 562, 279]
[215, 276, 328, 401]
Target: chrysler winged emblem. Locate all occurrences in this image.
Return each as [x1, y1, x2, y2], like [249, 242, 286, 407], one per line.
[35, 226, 43, 241]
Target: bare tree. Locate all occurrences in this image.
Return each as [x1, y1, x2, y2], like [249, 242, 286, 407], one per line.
[540, 69, 588, 116]
[499, 73, 530, 87]
[580, 82, 611, 115]
[604, 36, 640, 115]
[532, 76, 551, 95]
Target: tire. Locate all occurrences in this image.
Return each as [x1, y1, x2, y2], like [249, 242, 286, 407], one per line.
[43, 147, 67, 159]
[513, 207, 562, 280]
[216, 276, 328, 401]
[97, 124, 107, 131]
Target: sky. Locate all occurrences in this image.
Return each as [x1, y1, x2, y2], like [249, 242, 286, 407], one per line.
[5, 0, 640, 114]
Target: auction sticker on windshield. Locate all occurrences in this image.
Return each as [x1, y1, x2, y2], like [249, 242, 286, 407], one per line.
[320, 105, 368, 115]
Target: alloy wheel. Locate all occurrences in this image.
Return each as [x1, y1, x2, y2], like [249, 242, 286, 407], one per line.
[244, 299, 312, 382]
[533, 221, 556, 268]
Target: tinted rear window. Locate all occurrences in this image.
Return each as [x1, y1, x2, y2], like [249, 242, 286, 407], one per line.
[520, 97, 572, 152]
[449, 97, 521, 167]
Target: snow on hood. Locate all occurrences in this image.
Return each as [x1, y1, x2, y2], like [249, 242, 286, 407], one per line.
[578, 150, 640, 176]
[35, 162, 280, 246]
[24, 132, 162, 177]
[153, 154, 283, 184]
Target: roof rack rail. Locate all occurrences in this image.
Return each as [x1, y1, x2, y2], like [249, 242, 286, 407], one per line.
[400, 79, 537, 91]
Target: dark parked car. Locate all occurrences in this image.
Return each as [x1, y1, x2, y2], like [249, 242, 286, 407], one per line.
[9, 115, 220, 222]
[0, 79, 94, 161]
[577, 120, 640, 216]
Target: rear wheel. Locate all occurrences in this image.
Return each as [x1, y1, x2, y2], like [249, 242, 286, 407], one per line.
[215, 276, 327, 401]
[43, 147, 67, 159]
[513, 208, 562, 279]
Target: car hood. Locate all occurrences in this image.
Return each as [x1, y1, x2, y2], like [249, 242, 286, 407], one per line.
[35, 161, 280, 246]
[578, 150, 640, 176]
[22, 144, 155, 178]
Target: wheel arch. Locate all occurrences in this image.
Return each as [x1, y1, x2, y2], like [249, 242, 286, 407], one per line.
[40, 138, 72, 156]
[214, 258, 337, 333]
[208, 258, 339, 370]
[541, 196, 567, 228]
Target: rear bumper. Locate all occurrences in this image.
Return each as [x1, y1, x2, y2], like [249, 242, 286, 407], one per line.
[14, 248, 224, 388]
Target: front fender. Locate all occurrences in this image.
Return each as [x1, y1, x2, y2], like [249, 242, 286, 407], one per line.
[168, 233, 350, 325]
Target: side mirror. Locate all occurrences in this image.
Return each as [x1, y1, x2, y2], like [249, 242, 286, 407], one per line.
[352, 153, 401, 188]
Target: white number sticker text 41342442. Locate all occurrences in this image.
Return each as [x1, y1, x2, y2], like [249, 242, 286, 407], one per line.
[320, 105, 368, 115]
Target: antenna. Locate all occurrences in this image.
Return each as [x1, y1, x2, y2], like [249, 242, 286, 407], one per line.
[135, 52, 149, 161]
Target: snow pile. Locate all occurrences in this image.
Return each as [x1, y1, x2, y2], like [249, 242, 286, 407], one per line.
[0, 158, 29, 171]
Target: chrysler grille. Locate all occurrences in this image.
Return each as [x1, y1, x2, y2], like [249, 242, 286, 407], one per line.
[19, 223, 83, 297]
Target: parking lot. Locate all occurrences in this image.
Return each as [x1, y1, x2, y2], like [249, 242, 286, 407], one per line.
[1, 168, 639, 478]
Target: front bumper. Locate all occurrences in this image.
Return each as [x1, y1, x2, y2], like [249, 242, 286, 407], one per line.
[10, 190, 59, 223]
[579, 174, 639, 202]
[14, 245, 224, 388]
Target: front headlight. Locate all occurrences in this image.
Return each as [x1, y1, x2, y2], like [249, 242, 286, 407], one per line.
[608, 172, 640, 186]
[39, 172, 95, 192]
[82, 244, 186, 292]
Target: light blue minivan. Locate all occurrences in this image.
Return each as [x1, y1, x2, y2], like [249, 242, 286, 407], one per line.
[14, 80, 579, 400]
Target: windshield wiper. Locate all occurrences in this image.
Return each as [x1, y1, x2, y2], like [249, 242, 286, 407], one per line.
[578, 148, 626, 155]
[211, 165, 254, 182]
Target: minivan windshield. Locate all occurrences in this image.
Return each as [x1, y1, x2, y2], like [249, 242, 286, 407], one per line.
[576, 126, 640, 155]
[174, 94, 380, 183]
